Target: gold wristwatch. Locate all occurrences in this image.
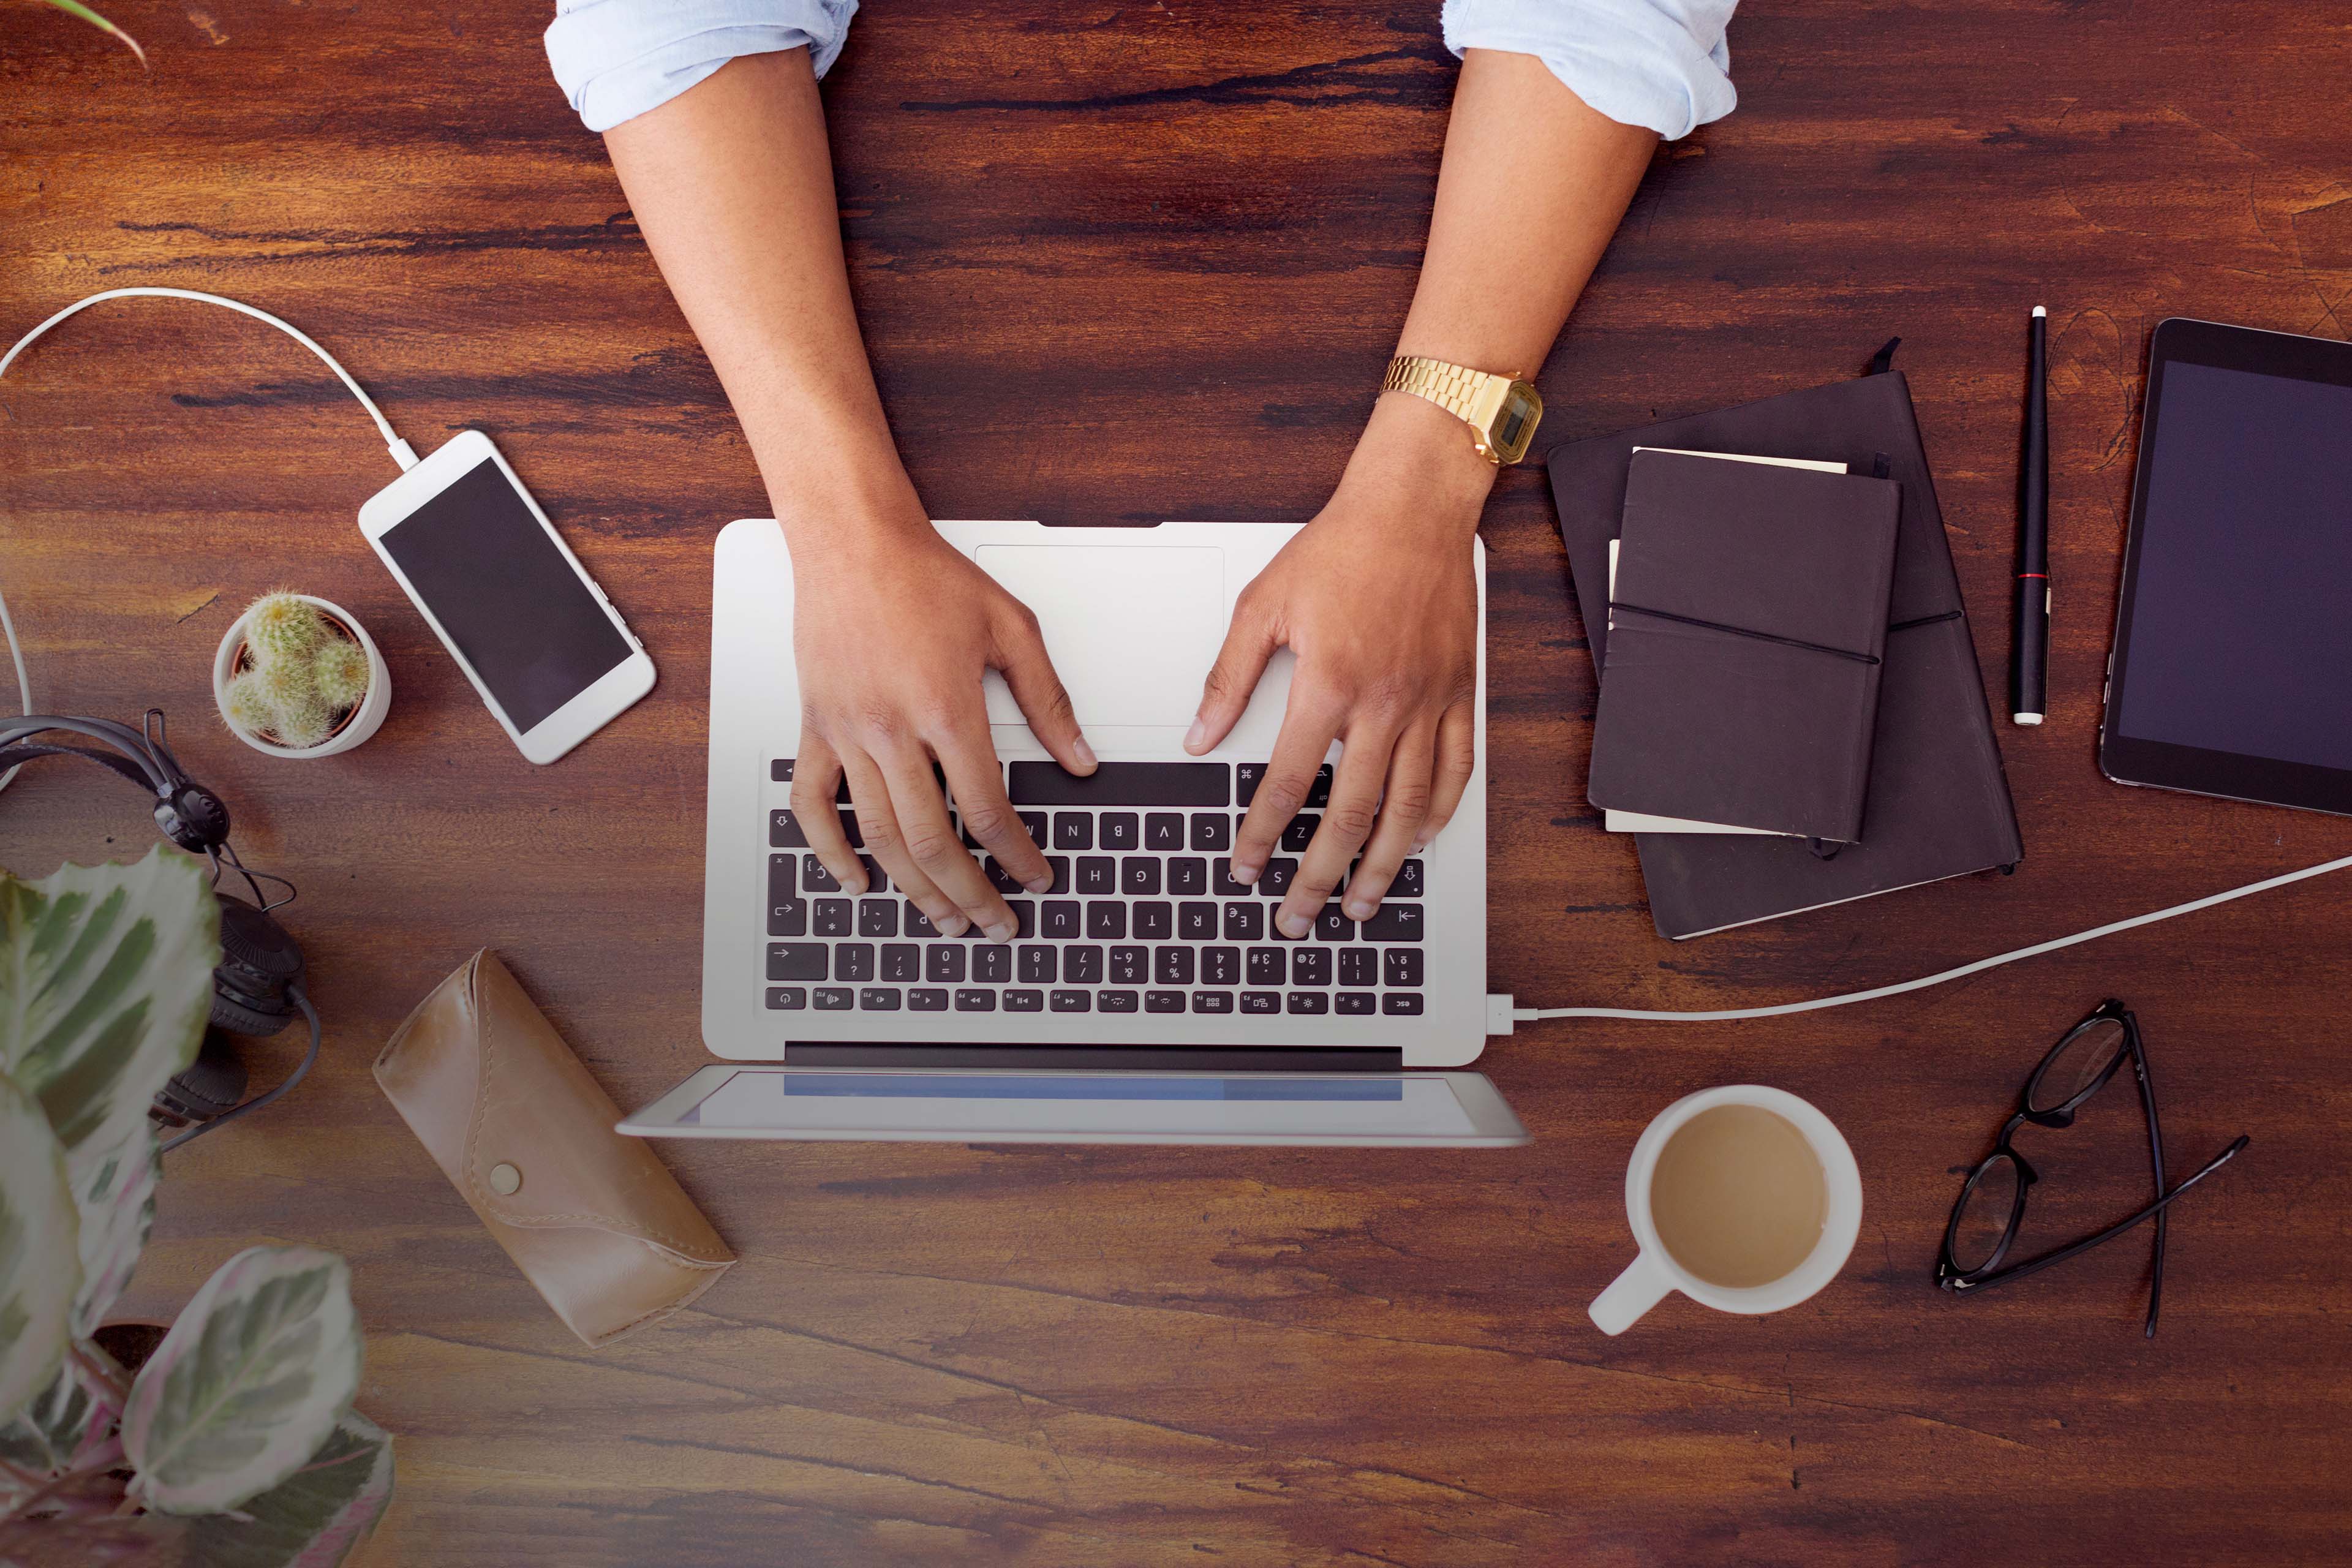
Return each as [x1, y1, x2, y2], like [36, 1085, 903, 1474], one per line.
[1380, 355, 1544, 465]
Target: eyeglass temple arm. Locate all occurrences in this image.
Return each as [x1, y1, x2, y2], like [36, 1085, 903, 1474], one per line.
[2128, 1031, 2170, 1338]
[1950, 1135, 2248, 1300]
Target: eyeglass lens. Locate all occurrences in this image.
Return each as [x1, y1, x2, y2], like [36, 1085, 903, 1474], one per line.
[1950, 1155, 2023, 1273]
[2027, 1016, 2129, 1115]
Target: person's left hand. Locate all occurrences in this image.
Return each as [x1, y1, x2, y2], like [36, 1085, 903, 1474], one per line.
[1185, 391, 1494, 940]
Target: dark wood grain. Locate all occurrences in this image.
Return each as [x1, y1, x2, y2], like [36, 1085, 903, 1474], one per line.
[6, 2, 2351, 1562]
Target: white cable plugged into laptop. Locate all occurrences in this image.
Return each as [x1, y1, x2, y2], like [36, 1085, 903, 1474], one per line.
[1490, 851, 2352, 1030]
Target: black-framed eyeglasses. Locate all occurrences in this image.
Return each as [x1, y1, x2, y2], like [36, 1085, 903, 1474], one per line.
[1937, 998, 2248, 1336]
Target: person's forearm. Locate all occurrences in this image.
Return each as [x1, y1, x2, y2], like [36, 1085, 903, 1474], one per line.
[1366, 48, 1660, 510]
[603, 50, 920, 540]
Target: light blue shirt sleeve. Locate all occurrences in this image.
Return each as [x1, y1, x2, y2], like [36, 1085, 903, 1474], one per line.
[1441, 0, 1736, 140]
[545, 0, 859, 133]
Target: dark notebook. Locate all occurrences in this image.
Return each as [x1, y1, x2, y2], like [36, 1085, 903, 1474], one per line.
[1589, 451, 1901, 842]
[1548, 366, 2023, 939]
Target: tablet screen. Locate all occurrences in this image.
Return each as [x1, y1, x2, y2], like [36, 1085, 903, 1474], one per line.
[2111, 360, 2352, 771]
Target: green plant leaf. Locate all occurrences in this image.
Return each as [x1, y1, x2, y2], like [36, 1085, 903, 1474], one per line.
[32, 0, 148, 67]
[179, 1410, 394, 1568]
[0, 847, 219, 1192]
[119, 1246, 362, 1516]
[0, 1070, 80, 1430]
[0, 1346, 121, 1489]
[68, 1128, 159, 1340]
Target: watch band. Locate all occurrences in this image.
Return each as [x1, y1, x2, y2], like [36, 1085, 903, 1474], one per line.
[1381, 355, 1524, 463]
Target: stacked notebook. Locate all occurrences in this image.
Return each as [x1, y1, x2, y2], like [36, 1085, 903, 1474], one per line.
[1548, 364, 2024, 940]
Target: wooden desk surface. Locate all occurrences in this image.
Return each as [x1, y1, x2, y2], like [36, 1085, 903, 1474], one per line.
[6, 3, 2351, 1562]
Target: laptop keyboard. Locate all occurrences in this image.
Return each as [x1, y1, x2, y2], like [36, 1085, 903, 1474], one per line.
[762, 760, 1426, 1020]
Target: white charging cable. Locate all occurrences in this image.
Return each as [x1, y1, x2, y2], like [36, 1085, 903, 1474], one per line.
[1496, 851, 2352, 1027]
[0, 287, 419, 472]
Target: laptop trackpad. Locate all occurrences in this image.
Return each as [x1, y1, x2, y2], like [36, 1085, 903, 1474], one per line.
[976, 545, 1224, 728]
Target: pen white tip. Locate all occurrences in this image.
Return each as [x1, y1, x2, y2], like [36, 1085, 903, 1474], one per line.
[2032, 306, 2047, 318]
[2012, 712, 2045, 726]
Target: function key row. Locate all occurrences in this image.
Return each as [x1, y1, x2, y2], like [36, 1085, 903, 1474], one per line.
[764, 986, 1424, 1017]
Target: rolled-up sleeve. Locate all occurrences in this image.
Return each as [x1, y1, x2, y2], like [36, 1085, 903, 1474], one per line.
[545, 0, 859, 133]
[1442, 0, 1736, 140]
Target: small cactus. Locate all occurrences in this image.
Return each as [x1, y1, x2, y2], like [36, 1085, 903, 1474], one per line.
[221, 593, 372, 751]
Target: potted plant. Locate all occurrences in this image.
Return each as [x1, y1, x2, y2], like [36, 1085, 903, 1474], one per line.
[213, 592, 392, 759]
[0, 848, 392, 1566]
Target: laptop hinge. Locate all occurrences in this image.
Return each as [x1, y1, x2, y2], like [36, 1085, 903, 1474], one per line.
[785, 1044, 1406, 1072]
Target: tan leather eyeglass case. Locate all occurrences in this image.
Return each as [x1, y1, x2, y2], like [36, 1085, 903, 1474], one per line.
[374, 949, 734, 1346]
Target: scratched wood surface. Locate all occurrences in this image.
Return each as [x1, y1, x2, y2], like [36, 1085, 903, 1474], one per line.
[6, 1, 2352, 1562]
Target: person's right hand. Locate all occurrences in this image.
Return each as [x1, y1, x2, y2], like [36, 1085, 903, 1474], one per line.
[785, 513, 1095, 944]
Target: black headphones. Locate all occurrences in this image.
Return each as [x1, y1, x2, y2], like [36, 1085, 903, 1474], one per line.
[0, 709, 318, 1152]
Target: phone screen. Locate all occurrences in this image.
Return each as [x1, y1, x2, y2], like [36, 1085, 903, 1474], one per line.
[377, 459, 632, 731]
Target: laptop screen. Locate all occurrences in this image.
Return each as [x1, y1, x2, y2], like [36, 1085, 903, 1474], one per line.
[657, 1069, 1520, 1146]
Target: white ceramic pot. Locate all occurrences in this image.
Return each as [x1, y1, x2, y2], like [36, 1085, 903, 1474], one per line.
[213, 594, 391, 759]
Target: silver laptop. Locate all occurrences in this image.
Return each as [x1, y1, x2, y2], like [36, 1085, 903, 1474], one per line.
[619, 519, 1526, 1147]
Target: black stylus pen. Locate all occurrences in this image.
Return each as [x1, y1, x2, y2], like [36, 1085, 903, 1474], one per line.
[2011, 306, 2049, 726]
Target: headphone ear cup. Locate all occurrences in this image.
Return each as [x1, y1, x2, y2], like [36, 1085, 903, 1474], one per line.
[209, 989, 293, 1037]
[154, 1031, 250, 1126]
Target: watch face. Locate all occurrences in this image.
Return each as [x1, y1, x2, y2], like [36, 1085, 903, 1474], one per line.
[1491, 383, 1543, 464]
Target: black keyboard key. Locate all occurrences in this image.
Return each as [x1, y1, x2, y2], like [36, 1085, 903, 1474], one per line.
[903, 905, 943, 938]
[1134, 902, 1174, 941]
[910, 988, 949, 1011]
[1223, 902, 1264, 941]
[1019, 812, 1048, 847]
[1382, 993, 1424, 1016]
[1042, 900, 1082, 940]
[858, 855, 888, 893]
[1087, 901, 1127, 940]
[1287, 992, 1330, 1015]
[985, 858, 1025, 894]
[1192, 991, 1234, 1014]
[1043, 856, 1071, 895]
[1235, 764, 1332, 809]
[1077, 856, 1117, 895]
[1247, 947, 1286, 986]
[1190, 813, 1232, 851]
[1336, 992, 1374, 1015]
[1384, 949, 1424, 987]
[1291, 948, 1332, 987]
[769, 898, 807, 937]
[1010, 761, 1228, 805]
[815, 987, 853, 1011]
[1051, 990, 1091, 1013]
[1203, 946, 1241, 986]
[954, 989, 997, 1012]
[1121, 857, 1161, 896]
[1314, 905, 1355, 942]
[974, 945, 1012, 984]
[859, 899, 899, 938]
[836, 944, 875, 982]
[766, 944, 827, 981]
[1154, 946, 1196, 986]
[1099, 990, 1139, 1013]
[814, 899, 852, 938]
[1241, 991, 1281, 1014]
[1338, 948, 1378, 988]
[1005, 900, 1036, 939]
[1145, 991, 1186, 1014]
[771, 808, 862, 850]
[802, 854, 842, 893]
[1362, 905, 1423, 942]
[1213, 858, 1253, 896]
[1005, 989, 1044, 1012]
[1145, 812, 1185, 850]
[1306, 766, 1333, 807]
[769, 853, 796, 897]
[1099, 813, 1140, 851]
[927, 944, 967, 984]
[1110, 946, 1148, 985]
[1178, 901, 1218, 941]
[1018, 944, 1057, 985]
[1167, 856, 1207, 895]
[1053, 812, 1092, 850]
[1259, 859, 1298, 897]
[860, 987, 902, 1011]
[1392, 859, 1425, 899]
[880, 944, 919, 982]
[1065, 944, 1104, 984]
[1280, 814, 1319, 853]
[773, 760, 851, 797]
[766, 986, 807, 1010]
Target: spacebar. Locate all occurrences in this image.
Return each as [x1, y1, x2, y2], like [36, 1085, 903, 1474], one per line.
[1008, 761, 1229, 805]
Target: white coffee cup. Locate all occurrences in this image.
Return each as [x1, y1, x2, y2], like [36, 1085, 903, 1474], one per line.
[1588, 1085, 1863, 1335]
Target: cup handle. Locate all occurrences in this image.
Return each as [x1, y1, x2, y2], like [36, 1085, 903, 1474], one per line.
[1589, 1251, 1674, 1336]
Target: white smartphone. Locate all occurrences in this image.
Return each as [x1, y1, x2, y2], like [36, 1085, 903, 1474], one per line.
[358, 430, 655, 764]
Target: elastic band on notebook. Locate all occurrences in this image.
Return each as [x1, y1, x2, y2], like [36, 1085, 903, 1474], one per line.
[1606, 602, 1881, 665]
[1889, 609, 1964, 633]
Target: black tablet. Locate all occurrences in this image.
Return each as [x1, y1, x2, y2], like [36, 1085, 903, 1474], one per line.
[2100, 318, 2352, 816]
